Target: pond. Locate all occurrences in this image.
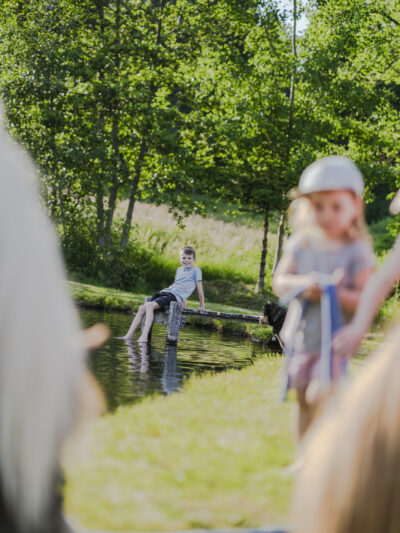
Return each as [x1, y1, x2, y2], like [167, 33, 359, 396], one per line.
[80, 308, 274, 411]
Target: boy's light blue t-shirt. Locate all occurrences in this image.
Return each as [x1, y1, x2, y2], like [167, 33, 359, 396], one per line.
[162, 266, 202, 303]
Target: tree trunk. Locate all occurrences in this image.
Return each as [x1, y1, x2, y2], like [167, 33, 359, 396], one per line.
[103, 0, 122, 247]
[257, 209, 269, 293]
[120, 137, 147, 248]
[272, 211, 286, 275]
[288, 0, 297, 134]
[96, 178, 105, 249]
[120, 0, 166, 249]
[96, 0, 106, 250]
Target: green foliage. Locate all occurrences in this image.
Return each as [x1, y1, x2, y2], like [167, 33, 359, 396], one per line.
[0, 0, 296, 292]
[2, 0, 400, 294]
[61, 215, 149, 290]
[301, 0, 400, 196]
[370, 216, 400, 256]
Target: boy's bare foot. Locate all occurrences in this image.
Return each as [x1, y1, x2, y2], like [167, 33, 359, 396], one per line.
[137, 335, 148, 343]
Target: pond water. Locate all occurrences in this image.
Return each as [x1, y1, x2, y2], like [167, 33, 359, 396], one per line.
[80, 308, 273, 411]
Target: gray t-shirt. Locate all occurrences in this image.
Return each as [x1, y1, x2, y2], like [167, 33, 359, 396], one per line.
[162, 266, 202, 303]
[283, 235, 375, 353]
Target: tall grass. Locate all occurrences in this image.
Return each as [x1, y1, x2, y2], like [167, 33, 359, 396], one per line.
[125, 201, 277, 288]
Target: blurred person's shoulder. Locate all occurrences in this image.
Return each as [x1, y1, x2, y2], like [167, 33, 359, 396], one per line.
[284, 233, 312, 255]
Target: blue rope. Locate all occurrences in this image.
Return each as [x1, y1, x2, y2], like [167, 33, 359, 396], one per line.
[280, 281, 343, 401]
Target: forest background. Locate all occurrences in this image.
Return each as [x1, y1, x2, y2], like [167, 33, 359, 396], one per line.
[0, 0, 399, 305]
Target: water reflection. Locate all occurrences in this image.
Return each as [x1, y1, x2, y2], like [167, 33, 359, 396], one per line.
[81, 308, 268, 411]
[162, 344, 180, 394]
[126, 340, 150, 374]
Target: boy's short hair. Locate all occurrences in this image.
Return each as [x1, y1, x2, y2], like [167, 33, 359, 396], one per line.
[180, 246, 196, 259]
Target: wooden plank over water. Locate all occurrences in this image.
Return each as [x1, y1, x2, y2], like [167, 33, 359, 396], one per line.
[151, 307, 264, 328]
[181, 308, 263, 324]
[142, 298, 266, 345]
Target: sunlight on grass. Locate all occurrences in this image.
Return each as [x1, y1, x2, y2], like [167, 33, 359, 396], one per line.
[65, 356, 294, 532]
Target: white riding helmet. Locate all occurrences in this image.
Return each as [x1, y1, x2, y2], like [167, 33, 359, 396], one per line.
[299, 156, 364, 196]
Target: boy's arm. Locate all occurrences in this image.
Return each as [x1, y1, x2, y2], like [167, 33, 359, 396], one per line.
[196, 280, 205, 310]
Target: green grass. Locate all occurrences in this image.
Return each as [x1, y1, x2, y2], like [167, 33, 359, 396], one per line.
[65, 356, 294, 532]
[69, 280, 148, 313]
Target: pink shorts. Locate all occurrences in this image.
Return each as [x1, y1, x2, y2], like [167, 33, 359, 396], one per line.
[287, 351, 346, 391]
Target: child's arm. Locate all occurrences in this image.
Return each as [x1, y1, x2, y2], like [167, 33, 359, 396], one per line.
[336, 266, 374, 313]
[196, 280, 205, 310]
[334, 244, 400, 358]
[273, 253, 321, 301]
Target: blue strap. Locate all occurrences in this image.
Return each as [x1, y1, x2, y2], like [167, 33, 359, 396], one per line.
[280, 281, 343, 401]
[320, 284, 343, 384]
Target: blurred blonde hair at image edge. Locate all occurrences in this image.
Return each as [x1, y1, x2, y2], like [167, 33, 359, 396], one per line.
[291, 324, 400, 533]
[0, 107, 104, 532]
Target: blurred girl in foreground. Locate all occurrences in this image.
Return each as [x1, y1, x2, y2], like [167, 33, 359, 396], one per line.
[0, 109, 105, 532]
[273, 156, 374, 440]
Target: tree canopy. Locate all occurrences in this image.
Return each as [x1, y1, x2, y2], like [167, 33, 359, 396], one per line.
[0, 0, 399, 291]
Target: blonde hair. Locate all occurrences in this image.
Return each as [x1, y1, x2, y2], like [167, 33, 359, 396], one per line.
[292, 325, 400, 533]
[0, 109, 99, 530]
[288, 193, 370, 243]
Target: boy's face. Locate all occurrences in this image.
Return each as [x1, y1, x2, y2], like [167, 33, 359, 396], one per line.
[180, 252, 195, 268]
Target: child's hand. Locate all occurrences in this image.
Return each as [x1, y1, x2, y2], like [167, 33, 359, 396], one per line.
[332, 324, 363, 360]
[332, 268, 345, 285]
[303, 273, 322, 301]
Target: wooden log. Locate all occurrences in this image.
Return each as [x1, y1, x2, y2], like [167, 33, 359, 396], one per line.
[181, 308, 263, 324]
[150, 306, 264, 326]
[166, 301, 183, 345]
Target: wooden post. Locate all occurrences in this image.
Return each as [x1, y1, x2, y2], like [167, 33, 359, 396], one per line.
[141, 296, 153, 342]
[166, 301, 182, 345]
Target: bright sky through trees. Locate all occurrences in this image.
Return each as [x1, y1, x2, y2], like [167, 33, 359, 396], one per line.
[279, 0, 309, 33]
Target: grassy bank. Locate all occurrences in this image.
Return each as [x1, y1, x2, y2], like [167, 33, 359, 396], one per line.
[65, 356, 294, 532]
[64, 306, 400, 532]
[69, 281, 275, 344]
[64, 200, 276, 310]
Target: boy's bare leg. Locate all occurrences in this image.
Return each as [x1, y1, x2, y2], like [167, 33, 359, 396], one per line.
[122, 305, 147, 340]
[138, 302, 160, 343]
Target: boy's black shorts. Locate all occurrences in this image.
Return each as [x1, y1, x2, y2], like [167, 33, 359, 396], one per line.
[149, 291, 177, 309]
